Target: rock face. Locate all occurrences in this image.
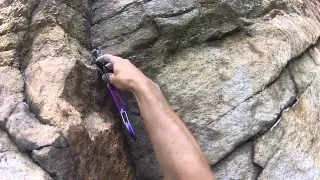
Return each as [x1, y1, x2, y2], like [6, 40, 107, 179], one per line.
[0, 0, 320, 180]
[212, 142, 260, 180]
[254, 42, 320, 180]
[0, 0, 133, 180]
[0, 129, 53, 180]
[91, 0, 320, 179]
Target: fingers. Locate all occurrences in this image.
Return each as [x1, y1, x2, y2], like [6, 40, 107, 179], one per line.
[96, 54, 123, 64]
[102, 73, 115, 82]
[105, 63, 113, 72]
[108, 73, 115, 81]
[102, 74, 107, 81]
[96, 54, 115, 64]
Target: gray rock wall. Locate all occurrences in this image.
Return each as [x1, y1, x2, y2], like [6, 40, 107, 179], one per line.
[91, 0, 320, 179]
[0, 0, 320, 179]
[0, 0, 133, 180]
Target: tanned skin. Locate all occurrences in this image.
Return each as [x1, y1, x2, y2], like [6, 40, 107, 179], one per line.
[97, 54, 216, 180]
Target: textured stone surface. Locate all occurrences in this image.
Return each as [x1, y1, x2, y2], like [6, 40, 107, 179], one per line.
[91, 3, 145, 46]
[195, 69, 296, 164]
[135, 152, 163, 180]
[1, 0, 133, 179]
[0, 66, 24, 128]
[254, 83, 320, 179]
[0, 0, 320, 179]
[0, 129, 17, 152]
[22, 0, 133, 178]
[0, 66, 23, 94]
[6, 102, 67, 152]
[24, 24, 133, 179]
[83, 112, 133, 180]
[91, 0, 320, 179]
[0, 32, 25, 51]
[32, 146, 76, 180]
[92, 0, 137, 24]
[289, 45, 319, 94]
[142, 0, 195, 17]
[254, 43, 320, 179]
[0, 129, 52, 180]
[0, 151, 53, 180]
[212, 142, 260, 180]
[0, 0, 37, 34]
[0, 50, 18, 67]
[0, 2, 56, 178]
[31, 0, 90, 46]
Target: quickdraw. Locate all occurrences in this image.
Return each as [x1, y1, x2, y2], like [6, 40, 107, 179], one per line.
[92, 49, 137, 140]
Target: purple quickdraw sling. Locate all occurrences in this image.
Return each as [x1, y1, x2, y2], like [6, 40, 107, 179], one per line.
[107, 84, 136, 139]
[92, 49, 137, 140]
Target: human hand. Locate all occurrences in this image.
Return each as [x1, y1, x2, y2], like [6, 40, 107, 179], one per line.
[96, 54, 150, 92]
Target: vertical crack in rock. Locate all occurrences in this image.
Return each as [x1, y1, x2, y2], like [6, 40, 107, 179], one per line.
[212, 142, 260, 180]
[254, 78, 320, 179]
[0, 0, 57, 179]
[207, 40, 319, 126]
[0, 0, 135, 179]
[11, 0, 76, 178]
[17, 0, 135, 179]
[2, 0, 320, 180]
[90, 0, 320, 179]
[203, 70, 298, 168]
[254, 39, 320, 179]
[209, 37, 320, 179]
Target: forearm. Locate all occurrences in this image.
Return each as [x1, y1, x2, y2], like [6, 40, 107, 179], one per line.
[133, 80, 215, 180]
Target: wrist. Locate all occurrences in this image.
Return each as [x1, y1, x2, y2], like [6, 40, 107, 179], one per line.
[130, 77, 159, 96]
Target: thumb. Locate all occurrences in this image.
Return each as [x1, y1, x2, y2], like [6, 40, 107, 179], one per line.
[108, 73, 115, 82]
[109, 73, 119, 87]
[102, 73, 114, 82]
